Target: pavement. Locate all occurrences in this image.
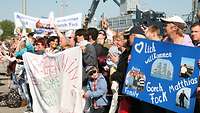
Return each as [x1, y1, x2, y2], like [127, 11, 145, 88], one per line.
[0, 75, 26, 113]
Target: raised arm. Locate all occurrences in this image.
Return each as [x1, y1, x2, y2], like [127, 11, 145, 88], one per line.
[54, 26, 67, 48]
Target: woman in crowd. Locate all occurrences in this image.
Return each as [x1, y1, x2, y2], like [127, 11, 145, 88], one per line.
[162, 16, 194, 47]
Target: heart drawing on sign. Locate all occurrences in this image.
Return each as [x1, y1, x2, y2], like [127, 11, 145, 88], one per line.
[135, 41, 144, 54]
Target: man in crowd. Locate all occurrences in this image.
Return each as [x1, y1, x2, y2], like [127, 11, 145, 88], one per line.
[191, 22, 200, 113]
[191, 22, 200, 47]
[75, 28, 98, 88]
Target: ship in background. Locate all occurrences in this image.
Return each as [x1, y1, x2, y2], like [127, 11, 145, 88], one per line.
[108, 0, 166, 32]
[84, 0, 165, 32]
[85, 0, 199, 33]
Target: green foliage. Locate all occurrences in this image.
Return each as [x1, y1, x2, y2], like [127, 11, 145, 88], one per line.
[0, 20, 15, 40]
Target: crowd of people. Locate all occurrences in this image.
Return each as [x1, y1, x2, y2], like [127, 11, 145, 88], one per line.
[0, 15, 200, 113]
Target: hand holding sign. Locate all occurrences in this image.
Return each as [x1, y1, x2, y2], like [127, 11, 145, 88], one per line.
[123, 38, 200, 113]
[109, 53, 119, 64]
[197, 87, 200, 101]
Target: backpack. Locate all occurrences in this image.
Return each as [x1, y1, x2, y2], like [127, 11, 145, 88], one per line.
[6, 88, 22, 108]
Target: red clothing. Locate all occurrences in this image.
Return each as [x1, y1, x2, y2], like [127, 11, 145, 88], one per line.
[118, 97, 131, 113]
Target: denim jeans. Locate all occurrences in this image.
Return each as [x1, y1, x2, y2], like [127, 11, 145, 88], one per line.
[17, 68, 32, 109]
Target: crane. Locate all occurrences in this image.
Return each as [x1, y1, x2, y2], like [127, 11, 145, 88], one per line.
[83, 0, 120, 29]
[192, 0, 200, 22]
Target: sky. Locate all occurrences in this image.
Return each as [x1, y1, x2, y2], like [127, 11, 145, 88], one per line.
[0, 0, 192, 21]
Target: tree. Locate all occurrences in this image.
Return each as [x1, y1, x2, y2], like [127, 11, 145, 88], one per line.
[0, 20, 15, 40]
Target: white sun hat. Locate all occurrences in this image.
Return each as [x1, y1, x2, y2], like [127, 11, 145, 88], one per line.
[161, 16, 186, 25]
[161, 16, 187, 30]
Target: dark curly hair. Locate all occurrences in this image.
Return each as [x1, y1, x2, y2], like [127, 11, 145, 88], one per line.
[47, 36, 59, 47]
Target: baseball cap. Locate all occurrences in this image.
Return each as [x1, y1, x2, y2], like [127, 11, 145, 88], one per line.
[124, 26, 144, 36]
[85, 65, 97, 76]
[98, 30, 107, 39]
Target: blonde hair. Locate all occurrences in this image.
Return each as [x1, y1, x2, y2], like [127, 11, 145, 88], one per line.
[113, 32, 124, 40]
[169, 22, 184, 37]
[146, 25, 162, 40]
[147, 25, 160, 35]
[19, 41, 26, 50]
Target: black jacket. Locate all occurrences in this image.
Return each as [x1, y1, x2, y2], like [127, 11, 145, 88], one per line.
[110, 48, 129, 93]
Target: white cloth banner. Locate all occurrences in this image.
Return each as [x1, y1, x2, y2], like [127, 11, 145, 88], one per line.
[23, 47, 83, 113]
[14, 12, 82, 30]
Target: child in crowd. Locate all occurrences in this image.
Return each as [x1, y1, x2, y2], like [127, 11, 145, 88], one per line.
[106, 35, 122, 75]
[83, 65, 108, 113]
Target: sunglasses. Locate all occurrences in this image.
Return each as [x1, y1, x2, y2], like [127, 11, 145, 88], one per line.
[89, 70, 97, 76]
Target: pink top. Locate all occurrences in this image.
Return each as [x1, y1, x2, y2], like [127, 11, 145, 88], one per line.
[163, 34, 194, 47]
[181, 34, 194, 47]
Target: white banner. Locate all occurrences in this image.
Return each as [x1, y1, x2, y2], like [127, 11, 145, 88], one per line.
[55, 13, 82, 30]
[14, 12, 38, 29]
[14, 12, 82, 30]
[23, 47, 83, 113]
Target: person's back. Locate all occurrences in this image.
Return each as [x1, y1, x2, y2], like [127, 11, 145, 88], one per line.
[83, 43, 98, 67]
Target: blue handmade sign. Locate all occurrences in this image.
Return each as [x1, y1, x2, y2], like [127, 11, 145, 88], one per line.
[123, 38, 200, 113]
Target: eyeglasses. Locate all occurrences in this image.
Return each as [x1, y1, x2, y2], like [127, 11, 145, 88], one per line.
[89, 70, 97, 76]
